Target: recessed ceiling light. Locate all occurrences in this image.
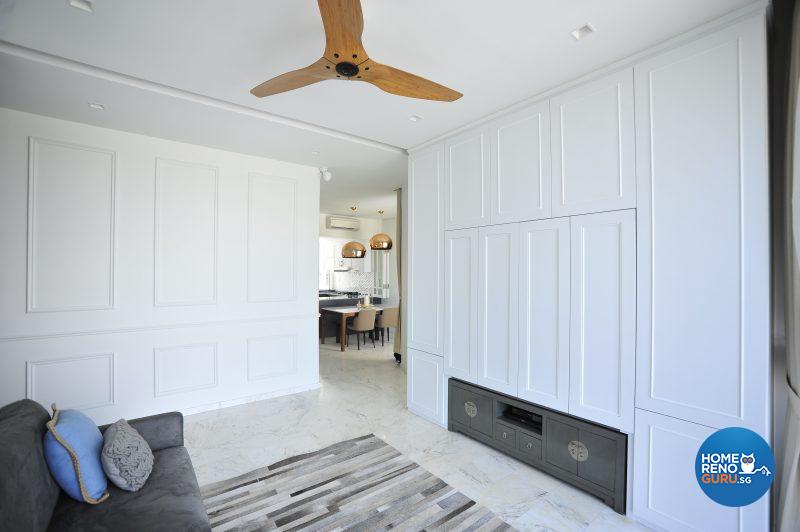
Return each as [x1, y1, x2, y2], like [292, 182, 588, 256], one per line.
[571, 23, 596, 41]
[311, 150, 320, 155]
[409, 115, 423, 122]
[68, 0, 94, 13]
[87, 102, 105, 111]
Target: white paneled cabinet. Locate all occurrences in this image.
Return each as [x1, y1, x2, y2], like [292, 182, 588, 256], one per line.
[444, 228, 478, 382]
[407, 13, 770, 529]
[408, 144, 443, 355]
[490, 101, 551, 224]
[633, 409, 769, 531]
[569, 210, 635, 432]
[407, 348, 445, 425]
[517, 218, 570, 411]
[551, 69, 636, 217]
[444, 128, 490, 230]
[634, 14, 769, 434]
[477, 224, 519, 396]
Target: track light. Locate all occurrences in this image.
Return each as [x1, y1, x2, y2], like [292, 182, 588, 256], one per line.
[320, 167, 332, 182]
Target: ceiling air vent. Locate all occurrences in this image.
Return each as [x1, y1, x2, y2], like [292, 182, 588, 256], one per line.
[327, 216, 360, 231]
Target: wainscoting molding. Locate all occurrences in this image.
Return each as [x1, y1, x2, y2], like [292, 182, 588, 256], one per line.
[27, 137, 116, 313]
[153, 342, 218, 397]
[246, 333, 298, 382]
[247, 173, 298, 302]
[154, 158, 219, 307]
[0, 313, 317, 342]
[26, 352, 115, 410]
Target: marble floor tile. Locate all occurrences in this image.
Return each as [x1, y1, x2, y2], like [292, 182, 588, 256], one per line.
[185, 341, 651, 531]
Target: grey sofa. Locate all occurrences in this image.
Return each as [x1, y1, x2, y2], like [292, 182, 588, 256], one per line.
[0, 399, 211, 532]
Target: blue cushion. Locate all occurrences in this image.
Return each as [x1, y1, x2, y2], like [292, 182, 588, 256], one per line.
[43, 408, 108, 504]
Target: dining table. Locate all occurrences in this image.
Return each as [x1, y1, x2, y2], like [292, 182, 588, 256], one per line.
[319, 305, 384, 352]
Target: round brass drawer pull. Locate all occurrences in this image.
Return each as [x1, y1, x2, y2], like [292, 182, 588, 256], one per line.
[464, 401, 477, 418]
[568, 440, 589, 462]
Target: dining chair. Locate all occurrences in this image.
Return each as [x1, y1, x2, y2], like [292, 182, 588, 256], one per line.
[376, 307, 399, 346]
[347, 308, 377, 350]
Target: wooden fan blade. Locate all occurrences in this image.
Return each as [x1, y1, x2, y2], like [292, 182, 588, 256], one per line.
[250, 57, 337, 97]
[357, 60, 463, 102]
[317, 0, 368, 63]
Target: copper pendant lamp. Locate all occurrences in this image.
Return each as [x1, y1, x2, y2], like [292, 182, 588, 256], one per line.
[369, 233, 393, 250]
[342, 241, 366, 259]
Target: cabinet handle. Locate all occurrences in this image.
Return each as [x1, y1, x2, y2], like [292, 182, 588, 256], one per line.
[464, 401, 477, 418]
[527, 442, 533, 449]
[502, 431, 508, 439]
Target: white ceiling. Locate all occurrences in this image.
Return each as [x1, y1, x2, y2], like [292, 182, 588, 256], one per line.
[0, 0, 760, 214]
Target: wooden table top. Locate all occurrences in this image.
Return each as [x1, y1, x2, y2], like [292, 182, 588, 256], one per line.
[320, 306, 384, 314]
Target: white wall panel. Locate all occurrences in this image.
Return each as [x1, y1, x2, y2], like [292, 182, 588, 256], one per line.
[0, 109, 320, 422]
[154, 158, 218, 306]
[27, 353, 114, 410]
[247, 334, 298, 381]
[154, 342, 218, 396]
[27, 138, 115, 312]
[248, 174, 297, 302]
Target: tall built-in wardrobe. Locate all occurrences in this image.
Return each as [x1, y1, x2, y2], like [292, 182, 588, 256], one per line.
[405, 9, 770, 531]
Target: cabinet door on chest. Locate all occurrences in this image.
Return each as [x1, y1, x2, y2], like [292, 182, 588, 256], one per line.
[444, 228, 479, 382]
[477, 223, 519, 396]
[568, 210, 635, 432]
[517, 218, 570, 412]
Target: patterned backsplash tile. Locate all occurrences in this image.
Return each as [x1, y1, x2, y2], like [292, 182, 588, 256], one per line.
[332, 271, 375, 293]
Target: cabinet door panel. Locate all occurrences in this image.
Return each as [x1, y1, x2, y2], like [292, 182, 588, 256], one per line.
[477, 224, 519, 395]
[517, 218, 570, 412]
[444, 229, 478, 382]
[490, 101, 551, 224]
[545, 418, 579, 475]
[634, 15, 769, 433]
[569, 210, 635, 432]
[633, 409, 768, 532]
[408, 145, 443, 355]
[551, 69, 635, 216]
[445, 129, 490, 229]
[407, 348, 444, 425]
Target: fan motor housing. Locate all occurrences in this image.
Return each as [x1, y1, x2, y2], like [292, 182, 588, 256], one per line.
[335, 61, 359, 77]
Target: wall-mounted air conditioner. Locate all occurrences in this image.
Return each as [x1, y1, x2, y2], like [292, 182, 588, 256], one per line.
[327, 215, 360, 231]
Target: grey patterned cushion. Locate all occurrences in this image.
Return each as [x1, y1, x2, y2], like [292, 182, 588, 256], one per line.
[101, 419, 153, 492]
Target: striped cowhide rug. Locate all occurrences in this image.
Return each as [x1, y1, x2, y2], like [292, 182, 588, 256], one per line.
[201, 434, 513, 531]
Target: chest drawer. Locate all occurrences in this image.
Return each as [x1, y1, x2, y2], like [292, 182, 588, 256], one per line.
[518, 431, 542, 461]
[494, 420, 517, 450]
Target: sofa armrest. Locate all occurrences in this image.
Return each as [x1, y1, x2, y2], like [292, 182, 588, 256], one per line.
[100, 412, 184, 452]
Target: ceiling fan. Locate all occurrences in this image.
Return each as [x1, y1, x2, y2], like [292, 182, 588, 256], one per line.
[250, 0, 462, 102]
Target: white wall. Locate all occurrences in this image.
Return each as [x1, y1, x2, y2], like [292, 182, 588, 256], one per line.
[0, 108, 320, 424]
